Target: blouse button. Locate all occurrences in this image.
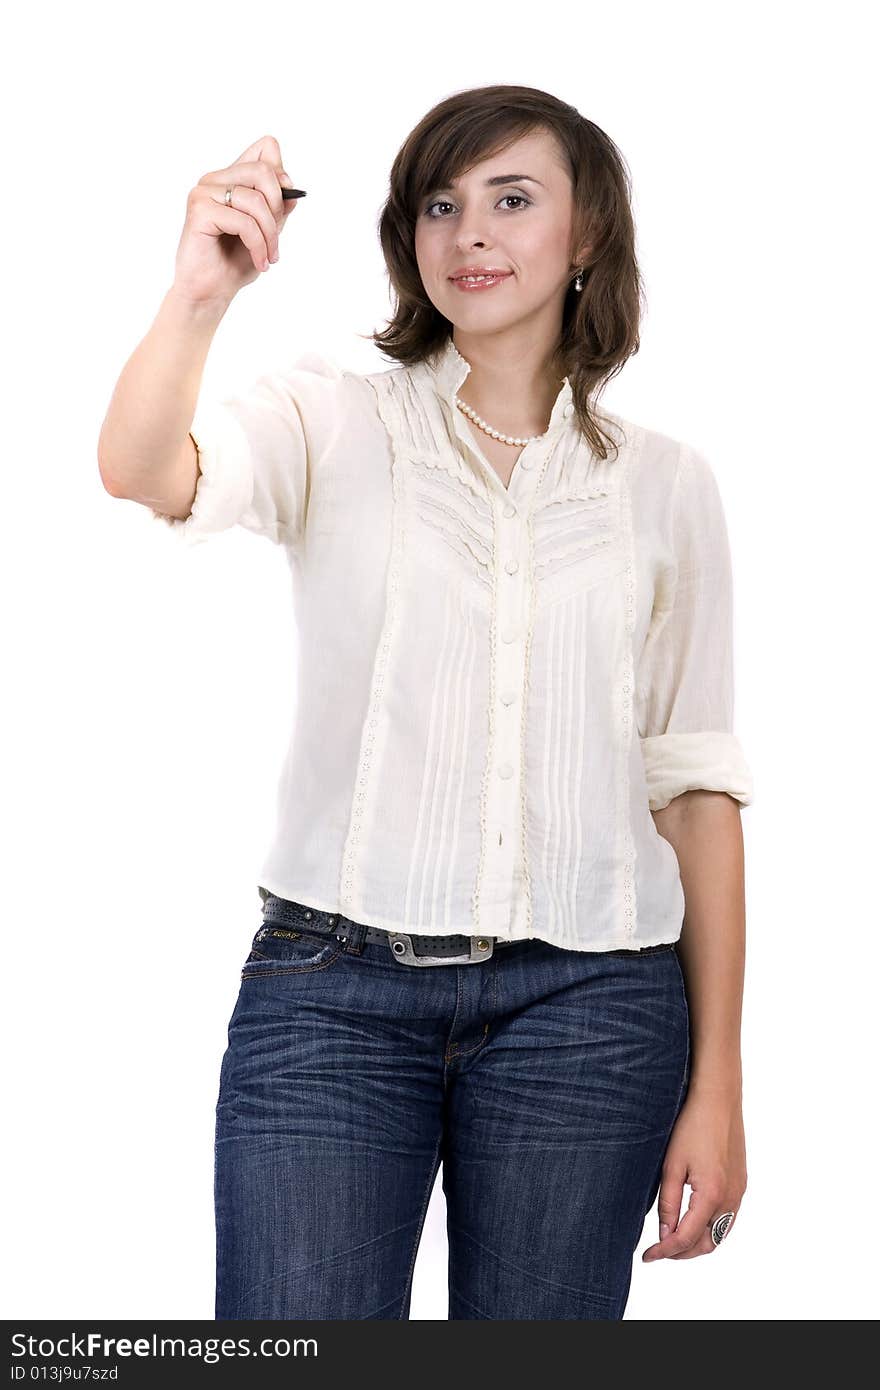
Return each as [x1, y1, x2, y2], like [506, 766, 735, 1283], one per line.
[501, 628, 519, 643]
[500, 691, 517, 705]
[503, 503, 516, 518]
[504, 559, 519, 575]
[498, 763, 514, 779]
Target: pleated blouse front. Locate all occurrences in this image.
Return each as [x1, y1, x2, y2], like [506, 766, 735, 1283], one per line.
[152, 335, 754, 951]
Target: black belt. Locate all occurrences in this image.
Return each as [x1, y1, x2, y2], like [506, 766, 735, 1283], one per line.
[258, 887, 519, 966]
[257, 889, 677, 966]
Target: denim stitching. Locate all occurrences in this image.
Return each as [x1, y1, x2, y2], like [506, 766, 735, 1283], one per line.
[398, 1132, 443, 1319]
[240, 945, 344, 979]
[447, 1023, 490, 1061]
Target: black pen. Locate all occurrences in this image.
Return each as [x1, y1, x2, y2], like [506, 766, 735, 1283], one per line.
[281, 188, 307, 200]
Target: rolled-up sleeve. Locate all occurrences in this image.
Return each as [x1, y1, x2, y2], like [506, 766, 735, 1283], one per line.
[150, 351, 346, 547]
[636, 443, 754, 811]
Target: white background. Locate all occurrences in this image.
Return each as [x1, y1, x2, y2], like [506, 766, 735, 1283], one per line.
[3, 0, 876, 1321]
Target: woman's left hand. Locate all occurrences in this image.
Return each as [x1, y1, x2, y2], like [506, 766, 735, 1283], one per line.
[642, 1087, 747, 1262]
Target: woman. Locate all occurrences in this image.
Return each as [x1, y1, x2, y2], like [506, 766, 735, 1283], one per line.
[99, 84, 753, 1320]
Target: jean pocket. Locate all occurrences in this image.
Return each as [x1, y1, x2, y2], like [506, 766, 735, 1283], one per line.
[241, 923, 343, 977]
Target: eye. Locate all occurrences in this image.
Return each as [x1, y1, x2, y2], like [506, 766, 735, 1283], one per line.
[423, 193, 532, 218]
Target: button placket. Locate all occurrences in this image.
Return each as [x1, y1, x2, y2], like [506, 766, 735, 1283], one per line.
[479, 470, 543, 926]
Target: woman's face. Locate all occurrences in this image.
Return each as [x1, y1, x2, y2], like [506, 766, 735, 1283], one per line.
[414, 127, 582, 343]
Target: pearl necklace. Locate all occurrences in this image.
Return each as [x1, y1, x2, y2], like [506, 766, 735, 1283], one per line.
[453, 395, 547, 447]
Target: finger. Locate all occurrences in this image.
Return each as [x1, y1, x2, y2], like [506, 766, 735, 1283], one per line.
[674, 1206, 739, 1257]
[235, 159, 300, 241]
[278, 171, 299, 219]
[198, 194, 272, 273]
[207, 151, 286, 229]
[657, 1172, 685, 1241]
[233, 132, 284, 171]
[271, 183, 302, 239]
[231, 159, 286, 229]
[670, 1228, 718, 1259]
[239, 158, 286, 225]
[198, 170, 280, 264]
[255, 144, 300, 222]
[643, 1186, 718, 1261]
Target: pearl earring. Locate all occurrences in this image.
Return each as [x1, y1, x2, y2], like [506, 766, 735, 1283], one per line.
[573, 268, 584, 292]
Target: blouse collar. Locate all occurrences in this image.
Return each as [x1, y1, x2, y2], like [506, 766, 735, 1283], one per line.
[423, 335, 575, 433]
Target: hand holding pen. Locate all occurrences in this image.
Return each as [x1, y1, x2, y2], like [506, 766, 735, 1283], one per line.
[172, 134, 307, 307]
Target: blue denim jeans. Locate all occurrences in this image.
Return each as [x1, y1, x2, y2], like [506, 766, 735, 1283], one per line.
[214, 896, 691, 1320]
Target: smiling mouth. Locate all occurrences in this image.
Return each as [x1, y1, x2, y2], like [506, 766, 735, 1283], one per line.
[450, 272, 512, 283]
[449, 273, 512, 291]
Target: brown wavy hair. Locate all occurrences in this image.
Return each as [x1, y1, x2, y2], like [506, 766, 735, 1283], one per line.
[369, 84, 645, 462]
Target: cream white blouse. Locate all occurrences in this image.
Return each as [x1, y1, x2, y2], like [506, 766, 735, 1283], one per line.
[152, 335, 754, 951]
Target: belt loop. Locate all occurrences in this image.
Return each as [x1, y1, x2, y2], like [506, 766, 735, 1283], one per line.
[338, 917, 368, 954]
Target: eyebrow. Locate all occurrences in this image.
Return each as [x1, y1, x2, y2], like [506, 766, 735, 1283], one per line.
[430, 173, 546, 193]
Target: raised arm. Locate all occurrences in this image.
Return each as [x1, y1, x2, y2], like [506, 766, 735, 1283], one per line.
[97, 133, 299, 518]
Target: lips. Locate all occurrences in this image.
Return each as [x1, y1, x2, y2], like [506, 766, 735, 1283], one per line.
[449, 268, 512, 280]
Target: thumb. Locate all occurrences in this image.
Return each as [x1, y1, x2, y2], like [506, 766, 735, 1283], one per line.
[278, 170, 299, 219]
[657, 1175, 685, 1239]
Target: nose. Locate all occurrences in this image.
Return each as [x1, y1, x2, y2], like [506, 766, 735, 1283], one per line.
[455, 235, 489, 253]
[454, 216, 491, 252]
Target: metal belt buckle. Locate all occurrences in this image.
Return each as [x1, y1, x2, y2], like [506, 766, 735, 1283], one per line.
[386, 932, 494, 966]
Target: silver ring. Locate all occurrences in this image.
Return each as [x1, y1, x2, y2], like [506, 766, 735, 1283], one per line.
[225, 185, 235, 206]
[711, 1211, 735, 1246]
